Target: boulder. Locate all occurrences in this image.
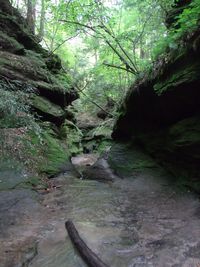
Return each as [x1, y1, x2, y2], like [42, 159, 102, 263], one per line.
[31, 95, 65, 126]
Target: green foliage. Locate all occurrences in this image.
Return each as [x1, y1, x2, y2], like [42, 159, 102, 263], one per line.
[176, 0, 200, 35]
[0, 83, 39, 129]
[55, 73, 73, 90]
[9, 0, 166, 111]
[13, 0, 173, 110]
[153, 0, 200, 59]
[88, 119, 114, 140]
[12, 0, 199, 117]
[0, 81, 42, 170]
[57, 0, 174, 110]
[59, 120, 83, 155]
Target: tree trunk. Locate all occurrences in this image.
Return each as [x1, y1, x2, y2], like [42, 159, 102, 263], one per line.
[37, 0, 45, 41]
[27, 0, 35, 33]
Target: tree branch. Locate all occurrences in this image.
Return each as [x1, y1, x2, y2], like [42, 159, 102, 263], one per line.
[75, 86, 113, 117]
[60, 19, 138, 75]
[51, 33, 79, 54]
[105, 39, 137, 74]
[99, 24, 139, 73]
[103, 62, 135, 74]
[60, 20, 99, 33]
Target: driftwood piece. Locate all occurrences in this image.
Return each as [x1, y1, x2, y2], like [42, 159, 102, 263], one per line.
[65, 220, 109, 267]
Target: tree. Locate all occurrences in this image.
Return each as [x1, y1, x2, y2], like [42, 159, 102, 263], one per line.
[37, 0, 45, 41]
[27, 0, 36, 33]
[12, 0, 177, 112]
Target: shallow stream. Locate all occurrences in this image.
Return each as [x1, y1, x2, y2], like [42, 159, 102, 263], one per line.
[1, 144, 200, 267]
[30, 145, 200, 267]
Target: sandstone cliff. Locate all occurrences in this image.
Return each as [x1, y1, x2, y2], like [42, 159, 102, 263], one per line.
[112, 1, 200, 192]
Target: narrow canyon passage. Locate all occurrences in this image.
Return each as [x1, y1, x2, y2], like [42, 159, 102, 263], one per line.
[1, 1, 200, 267]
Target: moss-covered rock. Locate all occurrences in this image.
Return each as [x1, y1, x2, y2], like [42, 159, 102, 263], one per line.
[154, 62, 200, 95]
[113, 27, 200, 192]
[169, 117, 200, 154]
[0, 3, 78, 126]
[45, 54, 62, 73]
[108, 143, 158, 179]
[81, 119, 114, 154]
[87, 119, 113, 140]
[27, 126, 75, 177]
[0, 30, 25, 55]
[113, 28, 200, 140]
[0, 1, 80, 180]
[135, 117, 200, 193]
[59, 119, 83, 155]
[39, 130, 69, 176]
[31, 95, 65, 125]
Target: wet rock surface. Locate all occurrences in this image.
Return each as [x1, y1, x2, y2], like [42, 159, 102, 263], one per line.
[0, 188, 43, 267]
[1, 144, 199, 267]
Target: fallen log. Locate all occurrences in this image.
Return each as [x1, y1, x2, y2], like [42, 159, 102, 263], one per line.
[65, 220, 109, 267]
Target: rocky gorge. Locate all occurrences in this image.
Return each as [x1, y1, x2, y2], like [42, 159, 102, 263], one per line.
[0, 0, 200, 266]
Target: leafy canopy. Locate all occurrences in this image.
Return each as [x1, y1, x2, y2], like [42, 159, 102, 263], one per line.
[12, 0, 200, 112]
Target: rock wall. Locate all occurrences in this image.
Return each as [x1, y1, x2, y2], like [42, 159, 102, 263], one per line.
[112, 3, 200, 191]
[0, 0, 78, 126]
[0, 0, 82, 177]
[113, 29, 200, 138]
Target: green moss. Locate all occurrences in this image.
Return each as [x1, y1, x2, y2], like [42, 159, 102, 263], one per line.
[25, 49, 47, 67]
[108, 143, 157, 178]
[28, 128, 69, 176]
[55, 73, 73, 91]
[87, 119, 114, 140]
[0, 12, 45, 55]
[0, 50, 57, 85]
[154, 63, 200, 95]
[0, 55, 10, 66]
[25, 176, 43, 187]
[169, 117, 200, 148]
[91, 125, 112, 139]
[97, 140, 112, 154]
[30, 81, 64, 94]
[32, 95, 65, 117]
[40, 130, 69, 176]
[135, 117, 200, 193]
[45, 54, 61, 73]
[60, 119, 83, 155]
[0, 30, 24, 53]
[0, 50, 69, 94]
